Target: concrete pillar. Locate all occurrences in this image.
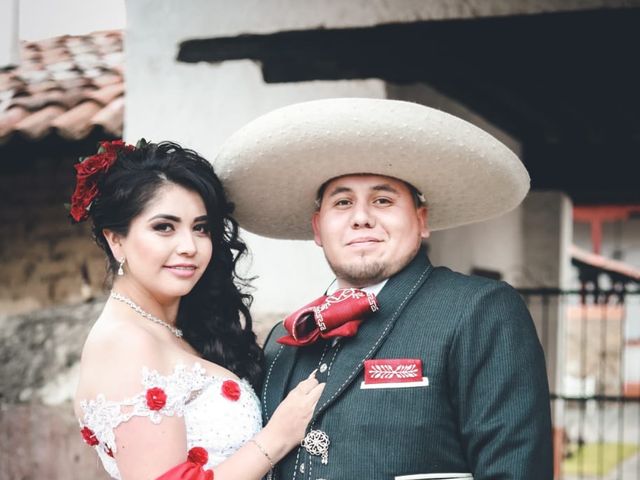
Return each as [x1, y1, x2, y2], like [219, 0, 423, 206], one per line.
[0, 0, 19, 68]
[521, 192, 573, 478]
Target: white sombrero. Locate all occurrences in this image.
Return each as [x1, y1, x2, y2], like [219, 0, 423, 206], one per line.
[215, 98, 529, 240]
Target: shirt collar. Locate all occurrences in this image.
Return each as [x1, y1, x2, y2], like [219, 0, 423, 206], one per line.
[326, 278, 389, 297]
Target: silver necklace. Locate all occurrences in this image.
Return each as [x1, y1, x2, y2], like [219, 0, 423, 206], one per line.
[110, 291, 183, 338]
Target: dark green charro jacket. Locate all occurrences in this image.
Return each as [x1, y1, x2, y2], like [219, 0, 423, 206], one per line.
[262, 250, 553, 480]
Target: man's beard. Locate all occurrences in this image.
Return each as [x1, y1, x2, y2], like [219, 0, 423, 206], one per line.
[327, 258, 388, 287]
[325, 243, 421, 287]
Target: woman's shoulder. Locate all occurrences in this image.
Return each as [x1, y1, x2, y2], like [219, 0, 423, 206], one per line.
[83, 313, 164, 361]
[75, 315, 170, 410]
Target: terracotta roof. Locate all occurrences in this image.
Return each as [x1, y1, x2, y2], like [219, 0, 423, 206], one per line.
[570, 244, 640, 282]
[0, 30, 123, 145]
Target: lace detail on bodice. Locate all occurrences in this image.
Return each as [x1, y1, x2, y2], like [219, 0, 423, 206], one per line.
[78, 363, 262, 479]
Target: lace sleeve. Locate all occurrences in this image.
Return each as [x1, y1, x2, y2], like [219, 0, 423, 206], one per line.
[78, 363, 211, 458]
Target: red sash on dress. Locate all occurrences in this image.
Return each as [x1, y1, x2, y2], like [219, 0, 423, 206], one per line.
[156, 447, 214, 480]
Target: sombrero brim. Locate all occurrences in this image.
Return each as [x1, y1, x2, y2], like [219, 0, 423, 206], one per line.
[215, 98, 530, 240]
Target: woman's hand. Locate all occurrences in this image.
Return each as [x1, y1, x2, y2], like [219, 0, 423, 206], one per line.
[257, 370, 325, 458]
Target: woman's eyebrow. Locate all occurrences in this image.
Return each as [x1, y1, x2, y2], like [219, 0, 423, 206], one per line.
[149, 214, 180, 222]
[148, 214, 209, 223]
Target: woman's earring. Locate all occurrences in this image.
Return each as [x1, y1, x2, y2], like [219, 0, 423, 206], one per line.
[117, 257, 126, 276]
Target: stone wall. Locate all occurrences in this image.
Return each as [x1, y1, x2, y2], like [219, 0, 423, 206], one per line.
[0, 300, 107, 480]
[0, 156, 107, 316]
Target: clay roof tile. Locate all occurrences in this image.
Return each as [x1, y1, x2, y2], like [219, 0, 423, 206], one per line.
[52, 100, 103, 140]
[14, 104, 66, 140]
[86, 83, 124, 105]
[91, 96, 124, 136]
[0, 30, 123, 145]
[0, 106, 29, 140]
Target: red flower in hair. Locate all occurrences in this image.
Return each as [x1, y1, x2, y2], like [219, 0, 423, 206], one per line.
[146, 387, 167, 410]
[68, 139, 134, 223]
[69, 180, 99, 222]
[80, 426, 99, 446]
[221, 380, 241, 401]
[188, 446, 209, 466]
[101, 139, 134, 154]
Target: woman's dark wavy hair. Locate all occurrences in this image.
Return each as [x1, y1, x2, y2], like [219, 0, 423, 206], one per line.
[88, 140, 263, 390]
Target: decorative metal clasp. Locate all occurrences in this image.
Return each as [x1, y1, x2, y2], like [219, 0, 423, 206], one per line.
[301, 429, 330, 464]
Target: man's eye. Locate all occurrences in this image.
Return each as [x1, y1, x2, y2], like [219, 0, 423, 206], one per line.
[153, 223, 174, 232]
[374, 197, 393, 205]
[334, 199, 352, 207]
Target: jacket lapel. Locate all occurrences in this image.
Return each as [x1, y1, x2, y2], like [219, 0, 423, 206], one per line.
[261, 326, 298, 422]
[311, 249, 433, 421]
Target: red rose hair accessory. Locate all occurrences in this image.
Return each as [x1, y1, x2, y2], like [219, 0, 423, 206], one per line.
[221, 380, 241, 401]
[69, 139, 135, 223]
[146, 386, 167, 410]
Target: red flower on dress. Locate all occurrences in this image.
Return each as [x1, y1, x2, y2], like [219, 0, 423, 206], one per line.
[69, 140, 134, 223]
[187, 446, 209, 466]
[146, 387, 167, 410]
[80, 426, 99, 446]
[221, 380, 241, 401]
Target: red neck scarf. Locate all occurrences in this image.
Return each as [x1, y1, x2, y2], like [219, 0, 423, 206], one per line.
[277, 288, 379, 347]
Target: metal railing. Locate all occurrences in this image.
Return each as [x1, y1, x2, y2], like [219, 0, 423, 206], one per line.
[520, 289, 640, 480]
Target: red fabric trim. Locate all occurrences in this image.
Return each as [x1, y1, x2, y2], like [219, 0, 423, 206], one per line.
[155, 461, 214, 480]
[155, 447, 213, 480]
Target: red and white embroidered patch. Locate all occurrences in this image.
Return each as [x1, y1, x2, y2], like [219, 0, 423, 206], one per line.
[362, 359, 428, 389]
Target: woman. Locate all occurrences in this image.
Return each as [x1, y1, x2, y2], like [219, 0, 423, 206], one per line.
[72, 140, 324, 480]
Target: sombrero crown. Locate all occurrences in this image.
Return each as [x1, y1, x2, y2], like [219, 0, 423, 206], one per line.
[215, 98, 529, 240]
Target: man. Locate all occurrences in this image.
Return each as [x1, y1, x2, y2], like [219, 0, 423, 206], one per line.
[216, 98, 553, 479]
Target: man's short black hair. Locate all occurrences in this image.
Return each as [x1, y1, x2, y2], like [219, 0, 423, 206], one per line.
[315, 176, 426, 210]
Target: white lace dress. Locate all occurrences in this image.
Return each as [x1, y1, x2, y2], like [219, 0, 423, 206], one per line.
[78, 363, 262, 479]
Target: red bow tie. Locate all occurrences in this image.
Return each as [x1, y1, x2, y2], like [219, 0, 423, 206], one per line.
[277, 288, 379, 346]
